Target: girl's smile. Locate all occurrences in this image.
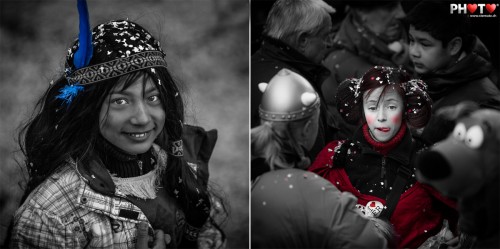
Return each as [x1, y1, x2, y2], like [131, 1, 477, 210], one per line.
[124, 130, 152, 140]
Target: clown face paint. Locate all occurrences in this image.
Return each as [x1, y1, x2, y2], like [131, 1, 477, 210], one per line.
[99, 75, 165, 155]
[363, 86, 403, 142]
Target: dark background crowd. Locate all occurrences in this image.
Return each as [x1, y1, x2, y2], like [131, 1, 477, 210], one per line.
[252, 0, 499, 68]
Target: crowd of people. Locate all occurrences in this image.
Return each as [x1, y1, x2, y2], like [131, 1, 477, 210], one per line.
[251, 0, 499, 248]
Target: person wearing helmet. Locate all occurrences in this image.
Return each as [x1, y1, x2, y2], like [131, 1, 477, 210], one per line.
[251, 68, 390, 248]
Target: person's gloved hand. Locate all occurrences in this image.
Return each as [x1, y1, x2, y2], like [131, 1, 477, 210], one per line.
[136, 222, 171, 249]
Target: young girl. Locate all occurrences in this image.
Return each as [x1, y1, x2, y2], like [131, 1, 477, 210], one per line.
[309, 66, 458, 248]
[251, 69, 390, 248]
[10, 1, 225, 248]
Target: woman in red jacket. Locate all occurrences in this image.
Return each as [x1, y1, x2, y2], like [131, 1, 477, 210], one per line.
[309, 66, 458, 248]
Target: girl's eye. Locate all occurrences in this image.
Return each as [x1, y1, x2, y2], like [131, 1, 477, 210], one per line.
[148, 95, 160, 102]
[388, 105, 397, 110]
[112, 98, 128, 105]
[368, 106, 377, 111]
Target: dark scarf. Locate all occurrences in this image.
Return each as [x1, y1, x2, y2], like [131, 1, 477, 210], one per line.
[420, 36, 494, 101]
[334, 12, 407, 67]
[94, 135, 155, 177]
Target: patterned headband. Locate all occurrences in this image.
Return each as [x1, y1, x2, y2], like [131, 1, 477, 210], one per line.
[65, 51, 167, 85]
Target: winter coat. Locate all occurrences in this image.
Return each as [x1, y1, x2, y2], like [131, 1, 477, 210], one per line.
[308, 124, 458, 248]
[251, 36, 336, 159]
[421, 36, 500, 111]
[251, 167, 388, 248]
[322, 12, 411, 140]
[10, 144, 223, 249]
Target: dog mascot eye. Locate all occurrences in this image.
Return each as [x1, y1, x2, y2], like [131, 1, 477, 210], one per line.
[464, 125, 484, 149]
[452, 123, 467, 141]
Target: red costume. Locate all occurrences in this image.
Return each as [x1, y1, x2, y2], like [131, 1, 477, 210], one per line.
[309, 123, 458, 248]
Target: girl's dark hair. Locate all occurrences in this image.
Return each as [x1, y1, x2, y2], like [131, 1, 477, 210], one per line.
[18, 66, 224, 230]
[336, 66, 432, 128]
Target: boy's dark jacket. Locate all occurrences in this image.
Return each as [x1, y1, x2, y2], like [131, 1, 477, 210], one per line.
[421, 36, 500, 111]
[419, 36, 500, 145]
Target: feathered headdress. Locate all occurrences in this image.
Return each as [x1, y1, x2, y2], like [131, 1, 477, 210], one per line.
[56, 0, 168, 107]
[56, 0, 93, 106]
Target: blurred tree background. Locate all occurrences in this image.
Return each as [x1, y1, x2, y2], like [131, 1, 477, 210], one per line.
[0, 0, 249, 247]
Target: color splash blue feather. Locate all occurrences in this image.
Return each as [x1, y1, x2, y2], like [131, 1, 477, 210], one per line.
[73, 0, 93, 69]
[56, 84, 84, 106]
[57, 0, 92, 107]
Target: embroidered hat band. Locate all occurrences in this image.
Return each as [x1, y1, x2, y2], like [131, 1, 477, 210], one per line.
[66, 51, 167, 85]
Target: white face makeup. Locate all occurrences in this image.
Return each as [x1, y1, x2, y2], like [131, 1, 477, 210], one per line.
[363, 86, 404, 142]
[99, 75, 165, 155]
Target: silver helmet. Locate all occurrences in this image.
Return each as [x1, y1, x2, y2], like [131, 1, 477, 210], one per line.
[258, 69, 320, 122]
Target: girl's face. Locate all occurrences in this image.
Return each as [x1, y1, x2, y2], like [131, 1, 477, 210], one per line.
[363, 86, 403, 142]
[99, 75, 166, 155]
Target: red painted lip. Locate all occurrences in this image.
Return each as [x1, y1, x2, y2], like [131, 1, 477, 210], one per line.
[376, 127, 390, 132]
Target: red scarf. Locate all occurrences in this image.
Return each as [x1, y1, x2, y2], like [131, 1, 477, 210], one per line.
[362, 122, 407, 156]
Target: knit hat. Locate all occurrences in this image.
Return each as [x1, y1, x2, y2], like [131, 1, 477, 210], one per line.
[336, 66, 432, 128]
[258, 69, 320, 122]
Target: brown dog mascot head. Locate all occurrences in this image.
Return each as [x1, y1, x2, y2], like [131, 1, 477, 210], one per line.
[416, 101, 500, 247]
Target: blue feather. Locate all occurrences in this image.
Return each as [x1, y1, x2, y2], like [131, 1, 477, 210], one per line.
[55, 84, 84, 106]
[73, 0, 93, 69]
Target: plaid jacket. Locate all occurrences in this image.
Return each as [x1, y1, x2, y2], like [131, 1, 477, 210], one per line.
[10, 148, 224, 248]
